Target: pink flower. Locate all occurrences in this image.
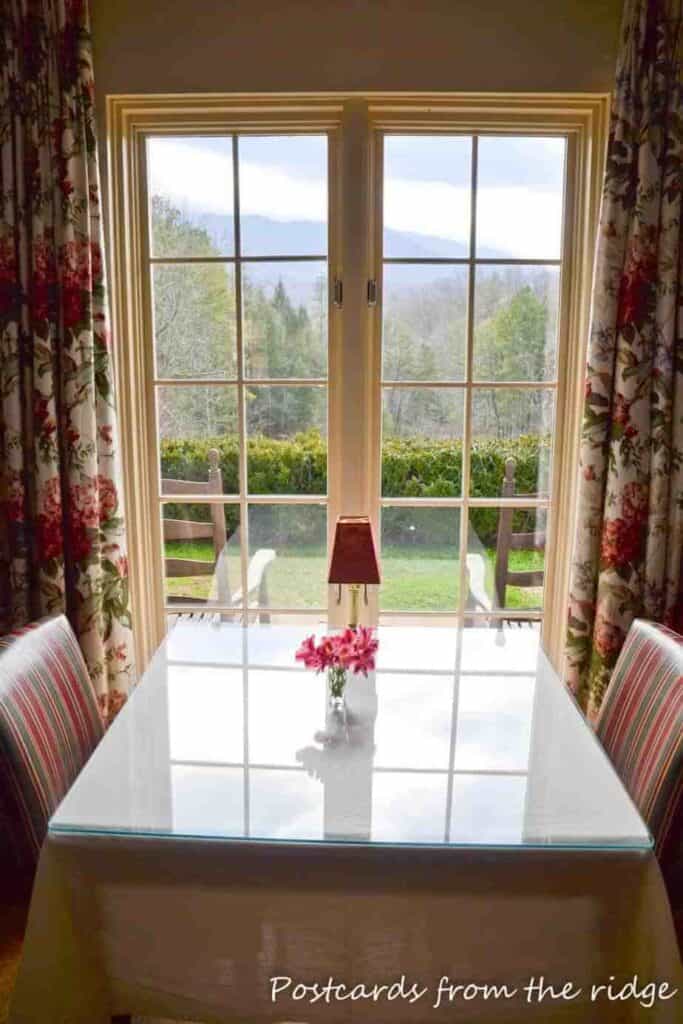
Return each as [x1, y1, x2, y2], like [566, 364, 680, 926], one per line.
[295, 626, 378, 677]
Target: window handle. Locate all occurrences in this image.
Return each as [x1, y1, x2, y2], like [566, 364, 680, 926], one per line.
[333, 278, 343, 308]
[367, 279, 377, 307]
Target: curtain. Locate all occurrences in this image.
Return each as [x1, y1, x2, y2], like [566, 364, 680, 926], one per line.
[0, 0, 134, 721]
[567, 0, 683, 719]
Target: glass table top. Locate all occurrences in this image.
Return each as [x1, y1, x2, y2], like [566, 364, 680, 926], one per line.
[51, 623, 651, 850]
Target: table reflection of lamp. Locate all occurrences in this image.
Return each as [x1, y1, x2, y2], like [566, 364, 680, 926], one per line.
[328, 516, 381, 628]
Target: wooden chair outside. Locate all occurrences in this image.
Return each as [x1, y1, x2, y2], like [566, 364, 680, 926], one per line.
[162, 448, 275, 619]
[492, 457, 545, 624]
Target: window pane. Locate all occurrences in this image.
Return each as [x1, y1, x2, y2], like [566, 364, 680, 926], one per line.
[157, 386, 238, 495]
[382, 387, 464, 498]
[238, 135, 327, 256]
[450, 775, 526, 843]
[172, 766, 244, 836]
[372, 773, 448, 844]
[152, 264, 236, 379]
[453, 675, 536, 771]
[476, 136, 565, 259]
[470, 389, 554, 497]
[243, 262, 327, 378]
[380, 507, 460, 612]
[384, 136, 472, 258]
[467, 507, 547, 612]
[248, 504, 327, 609]
[246, 386, 326, 494]
[382, 265, 468, 381]
[162, 503, 240, 607]
[473, 266, 560, 382]
[148, 136, 234, 258]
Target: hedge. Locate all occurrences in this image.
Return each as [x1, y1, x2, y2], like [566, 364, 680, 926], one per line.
[160, 430, 550, 547]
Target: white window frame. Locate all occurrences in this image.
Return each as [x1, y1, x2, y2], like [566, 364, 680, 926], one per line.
[107, 93, 608, 674]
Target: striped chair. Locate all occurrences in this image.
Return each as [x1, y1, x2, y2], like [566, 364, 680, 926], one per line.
[596, 618, 683, 940]
[0, 615, 104, 874]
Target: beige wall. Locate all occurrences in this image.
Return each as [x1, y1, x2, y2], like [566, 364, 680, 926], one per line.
[91, 0, 621, 105]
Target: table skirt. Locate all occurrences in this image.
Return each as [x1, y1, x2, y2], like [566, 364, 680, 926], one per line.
[8, 833, 683, 1023]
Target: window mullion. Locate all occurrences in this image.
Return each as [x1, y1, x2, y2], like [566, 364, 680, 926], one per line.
[457, 135, 479, 626]
[232, 135, 250, 623]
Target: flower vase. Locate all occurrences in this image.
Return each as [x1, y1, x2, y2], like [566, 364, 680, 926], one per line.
[327, 666, 348, 739]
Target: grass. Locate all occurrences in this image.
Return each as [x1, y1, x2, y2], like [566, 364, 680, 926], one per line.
[164, 540, 544, 611]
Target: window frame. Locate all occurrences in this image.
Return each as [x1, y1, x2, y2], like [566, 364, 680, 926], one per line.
[107, 93, 609, 673]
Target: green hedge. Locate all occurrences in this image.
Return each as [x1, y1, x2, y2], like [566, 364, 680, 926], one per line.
[160, 430, 549, 547]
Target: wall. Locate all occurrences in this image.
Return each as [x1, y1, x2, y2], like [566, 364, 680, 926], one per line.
[91, 0, 622, 107]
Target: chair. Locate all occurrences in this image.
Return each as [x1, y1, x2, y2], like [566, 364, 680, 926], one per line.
[0, 615, 104, 874]
[595, 619, 683, 945]
[162, 448, 276, 619]
[492, 457, 545, 622]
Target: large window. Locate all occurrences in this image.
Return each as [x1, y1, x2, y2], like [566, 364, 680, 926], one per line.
[109, 95, 608, 670]
[144, 134, 330, 623]
[378, 134, 565, 626]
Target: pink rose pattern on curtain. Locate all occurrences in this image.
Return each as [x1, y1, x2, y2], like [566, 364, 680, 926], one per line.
[567, 0, 683, 719]
[0, 0, 134, 720]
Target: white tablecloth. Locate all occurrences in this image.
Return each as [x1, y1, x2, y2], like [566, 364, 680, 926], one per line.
[9, 831, 682, 1023]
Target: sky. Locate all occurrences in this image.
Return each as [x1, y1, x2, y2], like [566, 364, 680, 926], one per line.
[148, 133, 566, 260]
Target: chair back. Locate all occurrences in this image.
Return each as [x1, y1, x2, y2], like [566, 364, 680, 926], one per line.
[596, 619, 683, 864]
[492, 457, 545, 615]
[0, 615, 104, 869]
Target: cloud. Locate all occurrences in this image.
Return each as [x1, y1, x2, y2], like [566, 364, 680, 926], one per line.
[148, 138, 563, 258]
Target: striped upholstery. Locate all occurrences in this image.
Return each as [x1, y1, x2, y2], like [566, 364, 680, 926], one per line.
[0, 615, 104, 869]
[596, 619, 683, 868]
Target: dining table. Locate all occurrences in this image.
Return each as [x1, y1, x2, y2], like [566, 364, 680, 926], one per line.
[8, 620, 683, 1023]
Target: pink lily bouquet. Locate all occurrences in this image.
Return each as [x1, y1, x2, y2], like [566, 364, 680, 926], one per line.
[295, 626, 378, 699]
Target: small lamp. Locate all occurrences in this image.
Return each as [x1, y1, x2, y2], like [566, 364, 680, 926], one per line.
[328, 516, 381, 628]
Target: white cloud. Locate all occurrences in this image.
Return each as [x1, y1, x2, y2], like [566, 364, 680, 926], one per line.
[149, 138, 563, 257]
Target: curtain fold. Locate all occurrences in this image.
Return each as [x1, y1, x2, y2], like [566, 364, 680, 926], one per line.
[0, 0, 134, 720]
[567, 0, 683, 719]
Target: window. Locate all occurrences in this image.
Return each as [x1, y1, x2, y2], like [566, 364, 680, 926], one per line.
[109, 95, 608, 671]
[144, 134, 330, 622]
[378, 134, 565, 626]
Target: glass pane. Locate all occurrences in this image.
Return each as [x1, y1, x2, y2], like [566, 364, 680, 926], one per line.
[147, 136, 234, 258]
[243, 262, 327, 378]
[382, 388, 463, 498]
[250, 769, 324, 840]
[382, 265, 468, 381]
[374, 674, 453, 769]
[473, 266, 560, 381]
[384, 136, 472, 258]
[152, 264, 236, 379]
[380, 507, 460, 612]
[371, 774, 448, 844]
[168, 666, 243, 762]
[476, 136, 566, 259]
[157, 386, 238, 495]
[450, 775, 527, 843]
[467, 507, 547, 613]
[248, 503, 327, 608]
[453, 675, 536, 771]
[238, 135, 327, 256]
[162, 503, 241, 607]
[246, 386, 326, 494]
[171, 766, 244, 837]
[470, 388, 554, 497]
[248, 670, 326, 765]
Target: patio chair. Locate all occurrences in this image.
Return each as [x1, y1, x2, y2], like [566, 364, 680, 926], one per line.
[491, 457, 545, 626]
[162, 448, 275, 620]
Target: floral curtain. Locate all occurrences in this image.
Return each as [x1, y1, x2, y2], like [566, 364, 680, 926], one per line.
[0, 0, 134, 720]
[567, 0, 683, 719]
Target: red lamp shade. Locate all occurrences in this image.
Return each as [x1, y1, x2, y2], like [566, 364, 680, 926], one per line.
[328, 516, 381, 585]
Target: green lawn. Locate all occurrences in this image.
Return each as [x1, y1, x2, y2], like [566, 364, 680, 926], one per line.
[164, 540, 544, 611]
